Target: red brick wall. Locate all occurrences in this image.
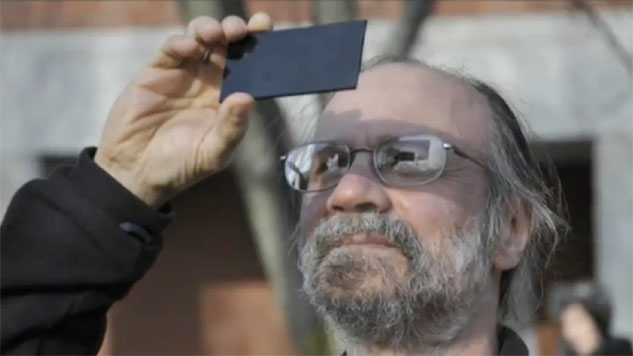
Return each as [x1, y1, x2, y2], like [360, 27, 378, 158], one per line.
[0, 1, 182, 30]
[2, 0, 631, 31]
[103, 171, 295, 355]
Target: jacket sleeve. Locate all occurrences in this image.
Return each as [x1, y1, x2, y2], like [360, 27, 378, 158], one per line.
[1, 147, 172, 355]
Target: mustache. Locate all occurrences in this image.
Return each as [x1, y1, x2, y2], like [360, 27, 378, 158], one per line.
[308, 213, 422, 262]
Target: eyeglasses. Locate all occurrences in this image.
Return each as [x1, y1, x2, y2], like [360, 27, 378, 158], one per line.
[280, 134, 486, 192]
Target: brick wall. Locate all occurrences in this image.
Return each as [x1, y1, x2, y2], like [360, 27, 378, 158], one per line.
[2, 0, 631, 30]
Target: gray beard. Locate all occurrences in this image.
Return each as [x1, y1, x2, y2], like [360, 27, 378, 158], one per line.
[297, 213, 494, 351]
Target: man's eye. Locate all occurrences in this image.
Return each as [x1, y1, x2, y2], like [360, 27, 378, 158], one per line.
[325, 153, 340, 170]
[393, 151, 415, 163]
[312, 153, 339, 175]
[378, 149, 415, 168]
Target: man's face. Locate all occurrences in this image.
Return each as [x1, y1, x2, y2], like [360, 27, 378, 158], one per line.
[296, 63, 497, 347]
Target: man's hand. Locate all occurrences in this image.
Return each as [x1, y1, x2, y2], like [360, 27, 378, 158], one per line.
[94, 14, 273, 207]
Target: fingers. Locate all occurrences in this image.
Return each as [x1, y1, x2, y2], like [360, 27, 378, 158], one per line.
[247, 12, 273, 33]
[152, 14, 272, 69]
[221, 16, 249, 43]
[151, 34, 204, 68]
[186, 16, 224, 44]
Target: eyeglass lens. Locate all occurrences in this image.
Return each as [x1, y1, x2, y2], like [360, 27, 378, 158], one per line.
[375, 136, 446, 187]
[284, 142, 350, 191]
[284, 136, 447, 192]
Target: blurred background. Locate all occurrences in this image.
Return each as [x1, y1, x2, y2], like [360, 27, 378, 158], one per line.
[1, 0, 631, 354]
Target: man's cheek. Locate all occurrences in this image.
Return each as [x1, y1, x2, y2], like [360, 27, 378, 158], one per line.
[395, 193, 469, 238]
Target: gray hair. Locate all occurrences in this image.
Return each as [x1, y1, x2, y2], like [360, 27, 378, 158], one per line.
[361, 55, 569, 325]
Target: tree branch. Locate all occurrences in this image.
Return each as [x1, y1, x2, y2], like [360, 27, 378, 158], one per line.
[312, 0, 356, 25]
[385, 0, 438, 57]
[177, 1, 329, 354]
[571, 0, 632, 75]
[312, 0, 357, 110]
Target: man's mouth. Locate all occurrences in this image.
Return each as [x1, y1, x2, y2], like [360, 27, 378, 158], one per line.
[328, 233, 398, 250]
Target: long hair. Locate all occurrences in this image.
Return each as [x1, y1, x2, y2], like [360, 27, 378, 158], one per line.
[361, 55, 569, 325]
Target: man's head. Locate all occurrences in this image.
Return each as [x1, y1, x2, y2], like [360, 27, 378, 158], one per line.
[288, 58, 565, 350]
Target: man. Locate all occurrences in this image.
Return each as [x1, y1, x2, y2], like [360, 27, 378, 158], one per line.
[1, 13, 565, 355]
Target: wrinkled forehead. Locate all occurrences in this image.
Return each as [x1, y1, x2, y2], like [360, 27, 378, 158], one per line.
[314, 63, 492, 154]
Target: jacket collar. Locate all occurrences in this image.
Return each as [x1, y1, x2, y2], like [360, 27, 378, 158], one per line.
[497, 325, 529, 355]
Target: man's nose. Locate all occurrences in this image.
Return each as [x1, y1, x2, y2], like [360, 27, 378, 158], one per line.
[326, 171, 392, 213]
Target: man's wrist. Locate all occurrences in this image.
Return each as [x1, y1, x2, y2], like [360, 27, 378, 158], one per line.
[68, 147, 173, 235]
[93, 152, 168, 208]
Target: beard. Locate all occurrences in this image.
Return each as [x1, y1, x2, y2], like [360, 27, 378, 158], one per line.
[297, 212, 495, 350]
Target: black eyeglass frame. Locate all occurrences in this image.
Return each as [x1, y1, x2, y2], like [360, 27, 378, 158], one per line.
[280, 135, 488, 193]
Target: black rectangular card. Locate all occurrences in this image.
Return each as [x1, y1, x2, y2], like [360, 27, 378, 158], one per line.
[220, 20, 367, 101]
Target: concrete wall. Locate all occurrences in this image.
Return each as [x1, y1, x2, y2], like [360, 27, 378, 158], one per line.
[1, 8, 631, 343]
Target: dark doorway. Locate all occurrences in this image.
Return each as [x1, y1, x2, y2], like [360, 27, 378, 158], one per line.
[531, 140, 593, 354]
[537, 140, 594, 284]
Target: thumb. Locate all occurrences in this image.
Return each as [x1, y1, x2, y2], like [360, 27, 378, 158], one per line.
[221, 92, 254, 115]
[216, 92, 254, 143]
[202, 92, 254, 171]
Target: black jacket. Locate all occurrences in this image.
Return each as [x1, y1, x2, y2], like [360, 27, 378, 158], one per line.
[1, 148, 171, 354]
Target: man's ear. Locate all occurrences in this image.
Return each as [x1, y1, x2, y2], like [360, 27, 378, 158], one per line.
[494, 202, 532, 270]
